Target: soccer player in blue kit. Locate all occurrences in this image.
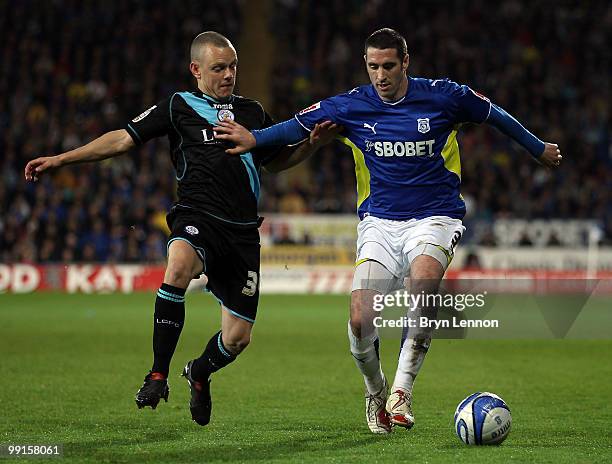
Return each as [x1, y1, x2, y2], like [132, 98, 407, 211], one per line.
[215, 28, 562, 434]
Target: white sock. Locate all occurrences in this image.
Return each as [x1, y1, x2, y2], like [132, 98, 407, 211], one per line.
[347, 320, 384, 394]
[393, 333, 431, 392]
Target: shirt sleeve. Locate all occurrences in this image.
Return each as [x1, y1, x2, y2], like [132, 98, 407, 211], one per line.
[438, 80, 491, 124]
[124, 96, 173, 145]
[251, 110, 284, 166]
[294, 93, 347, 131]
[486, 103, 545, 158]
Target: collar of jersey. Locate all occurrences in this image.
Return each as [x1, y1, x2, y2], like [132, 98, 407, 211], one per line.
[370, 76, 412, 106]
[196, 90, 235, 104]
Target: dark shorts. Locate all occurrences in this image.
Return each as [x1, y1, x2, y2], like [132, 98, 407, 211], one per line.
[166, 209, 261, 323]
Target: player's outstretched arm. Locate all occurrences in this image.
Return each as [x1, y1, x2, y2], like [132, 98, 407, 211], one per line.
[25, 129, 135, 181]
[214, 120, 257, 154]
[536, 142, 562, 168]
[486, 104, 562, 169]
[265, 121, 342, 173]
[214, 118, 309, 155]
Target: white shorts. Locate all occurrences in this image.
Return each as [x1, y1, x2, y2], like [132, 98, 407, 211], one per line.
[355, 215, 465, 279]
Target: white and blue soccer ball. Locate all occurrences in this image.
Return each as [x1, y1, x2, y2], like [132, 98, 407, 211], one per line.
[454, 392, 512, 445]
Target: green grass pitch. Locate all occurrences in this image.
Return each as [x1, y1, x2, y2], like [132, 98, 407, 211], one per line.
[1, 293, 611, 463]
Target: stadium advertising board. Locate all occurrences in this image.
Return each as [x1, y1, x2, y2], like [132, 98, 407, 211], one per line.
[2, 263, 612, 295]
[261, 216, 603, 248]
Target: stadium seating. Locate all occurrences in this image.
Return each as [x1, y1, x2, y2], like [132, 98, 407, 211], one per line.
[1, 0, 609, 263]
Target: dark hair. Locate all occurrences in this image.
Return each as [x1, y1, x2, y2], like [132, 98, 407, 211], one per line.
[190, 31, 234, 61]
[365, 28, 408, 61]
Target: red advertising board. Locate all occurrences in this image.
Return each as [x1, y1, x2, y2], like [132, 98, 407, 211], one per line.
[1, 264, 611, 294]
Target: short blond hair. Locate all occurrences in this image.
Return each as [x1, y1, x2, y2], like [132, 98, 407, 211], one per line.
[190, 31, 234, 61]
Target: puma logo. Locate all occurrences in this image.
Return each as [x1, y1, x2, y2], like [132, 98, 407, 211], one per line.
[364, 122, 378, 134]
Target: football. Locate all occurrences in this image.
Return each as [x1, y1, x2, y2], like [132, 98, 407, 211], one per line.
[454, 392, 512, 445]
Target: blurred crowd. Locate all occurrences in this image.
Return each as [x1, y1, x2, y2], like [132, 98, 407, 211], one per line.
[264, 0, 611, 244]
[1, 0, 610, 263]
[1, 0, 241, 263]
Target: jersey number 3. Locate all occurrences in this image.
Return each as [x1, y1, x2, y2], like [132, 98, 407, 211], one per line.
[241, 271, 258, 297]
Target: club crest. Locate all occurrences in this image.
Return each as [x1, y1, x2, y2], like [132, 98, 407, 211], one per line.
[217, 109, 234, 121]
[417, 118, 430, 134]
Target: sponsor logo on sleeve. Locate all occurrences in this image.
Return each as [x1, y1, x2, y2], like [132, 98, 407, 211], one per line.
[185, 226, 199, 235]
[132, 105, 157, 123]
[298, 102, 321, 115]
[470, 89, 490, 102]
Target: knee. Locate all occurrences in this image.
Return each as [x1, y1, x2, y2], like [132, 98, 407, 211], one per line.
[410, 259, 444, 294]
[350, 289, 381, 338]
[410, 255, 444, 279]
[223, 333, 251, 355]
[350, 296, 364, 337]
[410, 265, 442, 283]
[349, 317, 362, 338]
[164, 262, 195, 288]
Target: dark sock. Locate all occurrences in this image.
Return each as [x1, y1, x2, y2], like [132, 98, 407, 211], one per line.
[151, 283, 186, 376]
[191, 331, 236, 381]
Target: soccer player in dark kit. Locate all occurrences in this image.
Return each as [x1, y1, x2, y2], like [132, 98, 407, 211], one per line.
[25, 31, 339, 426]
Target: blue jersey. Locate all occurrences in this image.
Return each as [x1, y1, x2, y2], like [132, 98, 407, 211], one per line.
[295, 77, 491, 220]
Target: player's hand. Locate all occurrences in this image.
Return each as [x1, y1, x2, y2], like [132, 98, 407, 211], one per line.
[310, 121, 343, 148]
[537, 142, 562, 169]
[24, 155, 62, 182]
[213, 119, 256, 155]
